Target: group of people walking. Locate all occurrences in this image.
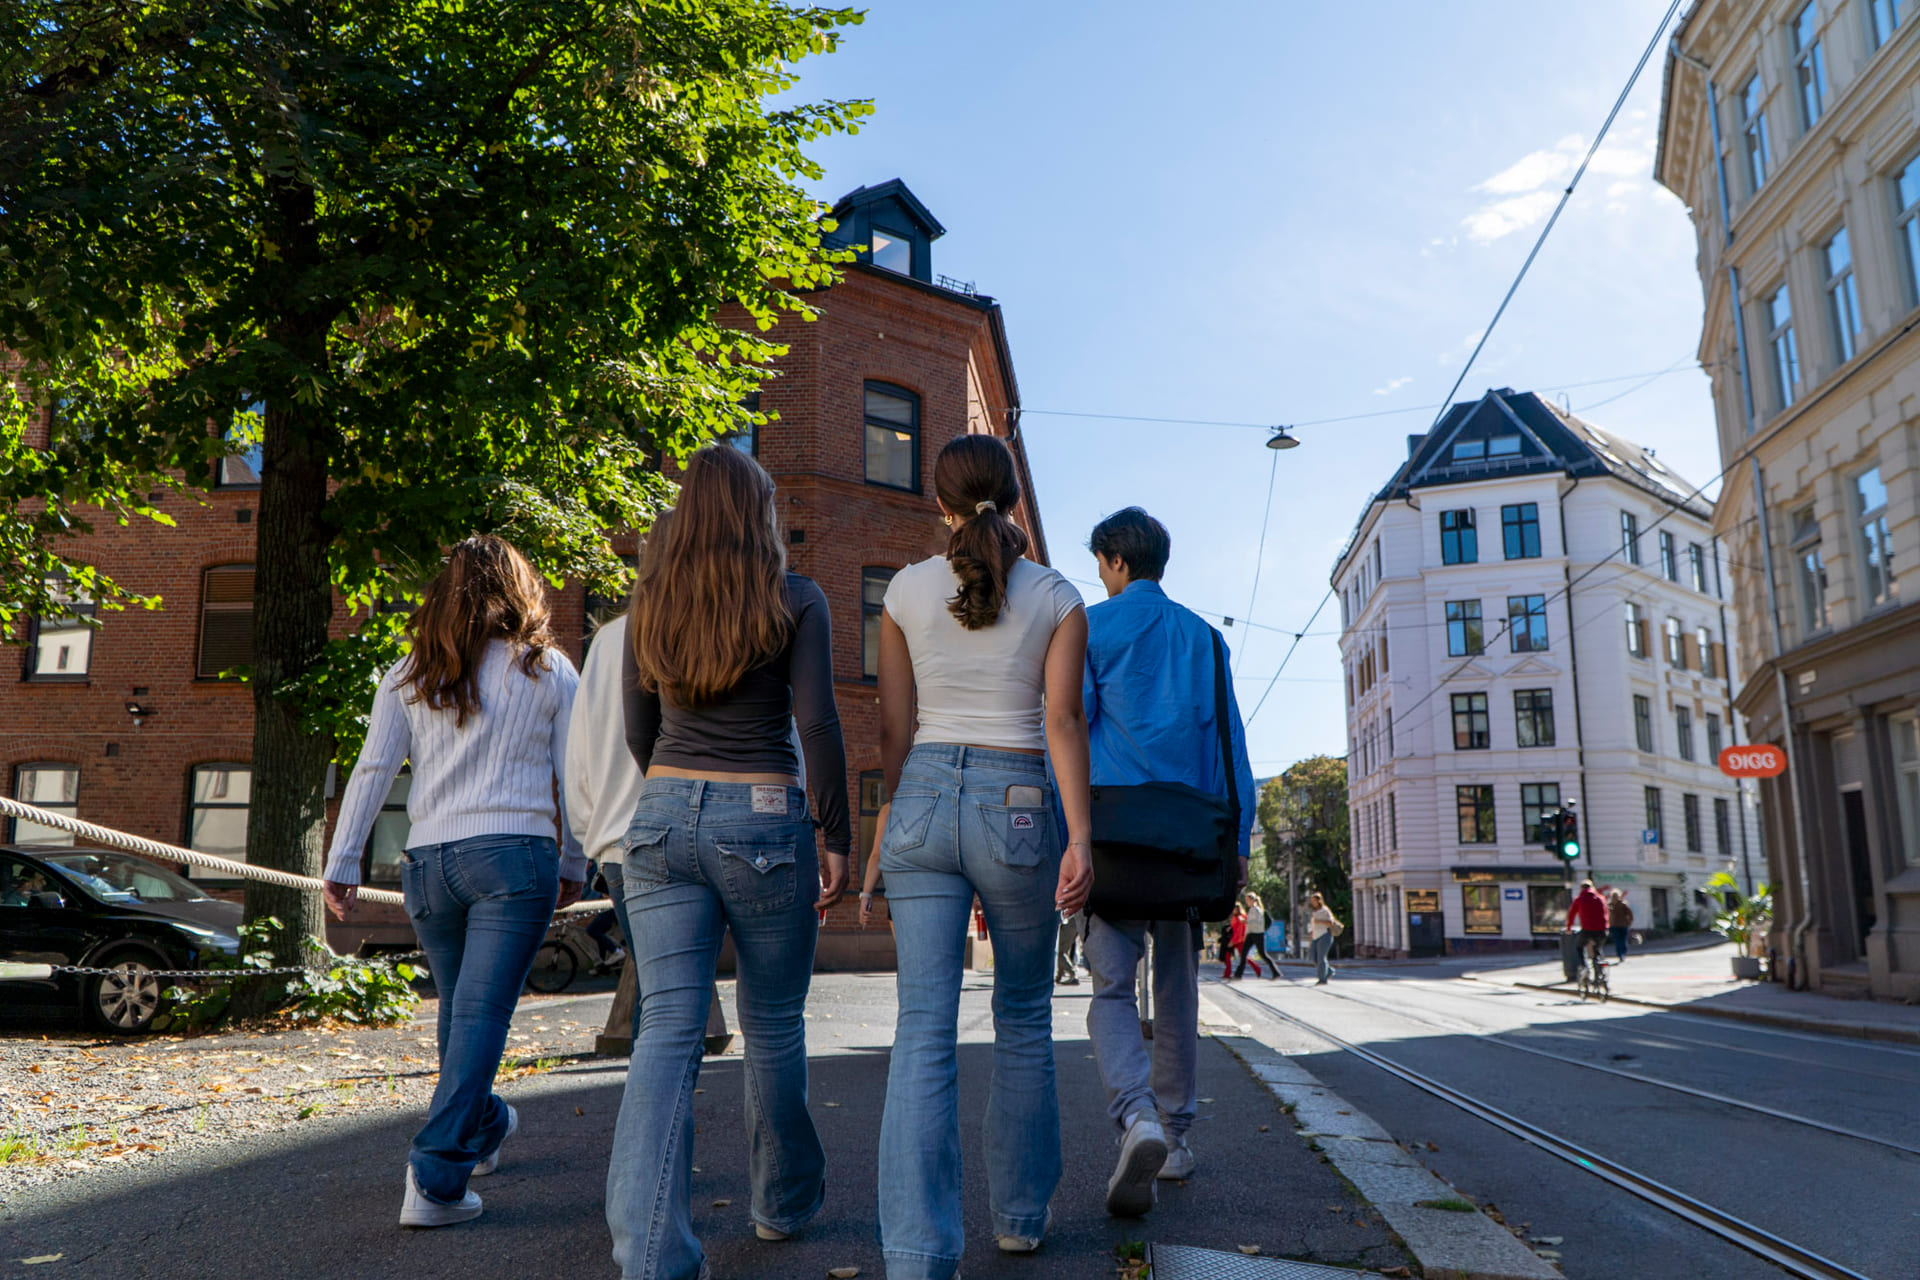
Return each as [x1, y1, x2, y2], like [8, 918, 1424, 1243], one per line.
[318, 434, 1297, 1279]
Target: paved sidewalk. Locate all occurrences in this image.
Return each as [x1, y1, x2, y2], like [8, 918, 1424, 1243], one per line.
[1466, 940, 1920, 1045]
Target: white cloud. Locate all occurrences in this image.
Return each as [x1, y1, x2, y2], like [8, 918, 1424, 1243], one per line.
[1372, 376, 1413, 396]
[1462, 127, 1659, 243]
[1463, 191, 1560, 243]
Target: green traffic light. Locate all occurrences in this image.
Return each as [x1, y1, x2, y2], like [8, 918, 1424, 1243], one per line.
[1564, 842, 1580, 860]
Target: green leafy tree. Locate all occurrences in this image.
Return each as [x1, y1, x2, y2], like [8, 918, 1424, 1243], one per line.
[1255, 754, 1351, 952]
[0, 0, 866, 978]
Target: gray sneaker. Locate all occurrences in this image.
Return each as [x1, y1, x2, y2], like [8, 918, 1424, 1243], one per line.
[1105, 1114, 1168, 1217]
[400, 1165, 483, 1228]
[1157, 1134, 1196, 1180]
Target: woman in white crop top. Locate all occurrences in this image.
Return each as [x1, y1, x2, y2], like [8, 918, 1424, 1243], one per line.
[867, 433, 1091, 1276]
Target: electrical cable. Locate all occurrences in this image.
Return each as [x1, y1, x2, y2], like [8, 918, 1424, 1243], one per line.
[1237, 445, 1282, 674]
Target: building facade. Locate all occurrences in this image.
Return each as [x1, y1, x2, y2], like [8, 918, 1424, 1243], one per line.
[1332, 389, 1749, 957]
[2, 178, 1047, 968]
[1657, 0, 1920, 997]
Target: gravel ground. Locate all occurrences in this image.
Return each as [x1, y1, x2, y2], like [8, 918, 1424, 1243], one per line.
[0, 986, 620, 1192]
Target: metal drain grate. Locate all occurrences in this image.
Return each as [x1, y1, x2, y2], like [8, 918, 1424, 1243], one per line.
[1147, 1243, 1386, 1280]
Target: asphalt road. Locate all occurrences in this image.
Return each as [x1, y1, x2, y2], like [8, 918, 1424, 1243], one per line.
[0, 973, 1408, 1279]
[1209, 967, 1920, 1280]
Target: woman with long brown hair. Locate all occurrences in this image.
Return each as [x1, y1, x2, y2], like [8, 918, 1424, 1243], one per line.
[871, 432, 1092, 1277]
[322, 534, 586, 1228]
[608, 444, 850, 1280]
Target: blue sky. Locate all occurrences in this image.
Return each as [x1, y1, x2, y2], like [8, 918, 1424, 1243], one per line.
[781, 0, 1712, 776]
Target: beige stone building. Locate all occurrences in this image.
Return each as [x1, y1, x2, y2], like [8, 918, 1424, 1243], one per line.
[1657, 0, 1920, 998]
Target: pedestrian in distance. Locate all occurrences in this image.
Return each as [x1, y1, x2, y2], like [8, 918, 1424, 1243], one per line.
[607, 445, 853, 1279]
[1079, 506, 1256, 1218]
[1608, 888, 1635, 962]
[1566, 878, 1610, 975]
[1307, 892, 1340, 984]
[322, 534, 586, 1229]
[871, 433, 1093, 1277]
[1056, 908, 1086, 984]
[1235, 890, 1276, 980]
[1222, 903, 1248, 980]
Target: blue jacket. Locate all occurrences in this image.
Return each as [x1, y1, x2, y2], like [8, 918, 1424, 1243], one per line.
[1083, 580, 1256, 857]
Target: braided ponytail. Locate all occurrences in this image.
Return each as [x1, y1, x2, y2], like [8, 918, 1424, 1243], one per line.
[935, 434, 1029, 629]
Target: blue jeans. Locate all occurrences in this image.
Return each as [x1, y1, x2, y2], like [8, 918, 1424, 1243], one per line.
[606, 779, 824, 1280]
[1610, 925, 1630, 961]
[400, 834, 560, 1203]
[878, 745, 1062, 1280]
[1310, 931, 1335, 981]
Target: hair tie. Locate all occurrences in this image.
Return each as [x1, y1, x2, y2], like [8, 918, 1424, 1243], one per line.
[974, 500, 997, 515]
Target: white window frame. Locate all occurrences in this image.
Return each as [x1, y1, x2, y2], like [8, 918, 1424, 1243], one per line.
[1741, 74, 1771, 194]
[1791, 4, 1829, 131]
[1790, 505, 1830, 634]
[1621, 511, 1641, 564]
[1766, 282, 1800, 410]
[1824, 226, 1862, 364]
[1870, 0, 1904, 49]
[1854, 466, 1896, 608]
[8, 764, 79, 846]
[1892, 711, 1920, 868]
[1625, 601, 1647, 658]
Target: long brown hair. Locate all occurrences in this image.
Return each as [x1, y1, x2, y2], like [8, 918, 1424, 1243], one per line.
[402, 535, 554, 726]
[630, 445, 791, 705]
[936, 433, 1028, 629]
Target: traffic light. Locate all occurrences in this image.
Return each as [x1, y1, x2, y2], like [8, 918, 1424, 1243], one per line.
[1554, 808, 1581, 862]
[1539, 808, 1562, 854]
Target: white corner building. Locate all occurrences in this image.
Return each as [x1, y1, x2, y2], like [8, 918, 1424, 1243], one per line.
[1332, 388, 1754, 956]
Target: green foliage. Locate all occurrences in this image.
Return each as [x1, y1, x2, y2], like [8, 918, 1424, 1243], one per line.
[153, 915, 286, 1032]
[1255, 755, 1352, 949]
[287, 946, 424, 1027]
[1706, 871, 1772, 957]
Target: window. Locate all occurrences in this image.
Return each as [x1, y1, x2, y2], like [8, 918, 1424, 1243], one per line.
[1766, 283, 1800, 410]
[1456, 785, 1496, 844]
[1714, 796, 1733, 858]
[1621, 511, 1641, 564]
[1660, 531, 1678, 581]
[1824, 227, 1862, 364]
[1529, 885, 1571, 934]
[861, 566, 897, 679]
[1445, 599, 1483, 656]
[1791, 505, 1830, 633]
[1634, 695, 1656, 753]
[25, 575, 94, 680]
[1452, 439, 1485, 461]
[1741, 74, 1771, 193]
[1462, 883, 1501, 933]
[361, 772, 412, 885]
[1689, 543, 1708, 593]
[1683, 793, 1703, 852]
[1520, 782, 1561, 845]
[1625, 602, 1648, 658]
[1487, 434, 1522, 457]
[197, 565, 255, 680]
[1899, 156, 1920, 305]
[187, 765, 251, 861]
[1451, 693, 1490, 750]
[1507, 594, 1549, 652]
[1665, 616, 1687, 668]
[1892, 713, 1920, 867]
[1439, 509, 1477, 564]
[719, 392, 760, 456]
[1697, 625, 1718, 678]
[218, 398, 264, 487]
[868, 227, 912, 275]
[1792, 4, 1828, 130]
[1515, 689, 1556, 747]
[582, 554, 639, 655]
[862, 382, 920, 491]
[1501, 503, 1541, 559]
[8, 764, 78, 845]
[1706, 712, 1724, 758]
[1652, 885, 1672, 928]
[1871, 0, 1903, 48]
[859, 770, 888, 883]
[1645, 786, 1665, 848]
[1855, 466, 1896, 608]
[1388, 792, 1397, 850]
[1676, 705, 1695, 762]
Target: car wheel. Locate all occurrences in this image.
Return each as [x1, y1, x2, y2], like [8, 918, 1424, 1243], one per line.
[85, 952, 166, 1034]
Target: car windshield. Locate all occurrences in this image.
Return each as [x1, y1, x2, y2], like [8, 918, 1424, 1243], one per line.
[41, 851, 210, 905]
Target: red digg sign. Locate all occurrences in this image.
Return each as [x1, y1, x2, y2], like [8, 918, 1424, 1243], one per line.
[1719, 745, 1787, 778]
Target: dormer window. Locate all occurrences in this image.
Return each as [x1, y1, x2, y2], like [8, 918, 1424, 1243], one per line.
[1486, 435, 1522, 457]
[869, 228, 913, 275]
[1452, 440, 1485, 461]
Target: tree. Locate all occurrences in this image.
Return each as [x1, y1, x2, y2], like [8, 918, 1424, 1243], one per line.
[0, 0, 867, 976]
[1255, 755, 1351, 952]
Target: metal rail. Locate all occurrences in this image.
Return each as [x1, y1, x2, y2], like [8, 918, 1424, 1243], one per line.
[1212, 983, 1876, 1280]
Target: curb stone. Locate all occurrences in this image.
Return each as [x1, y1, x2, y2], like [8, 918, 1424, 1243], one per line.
[1205, 1012, 1560, 1280]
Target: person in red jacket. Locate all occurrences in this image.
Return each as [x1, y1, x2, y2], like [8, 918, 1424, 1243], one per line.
[1566, 879, 1610, 973]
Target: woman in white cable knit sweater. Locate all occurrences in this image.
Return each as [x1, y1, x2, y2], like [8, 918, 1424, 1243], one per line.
[322, 534, 585, 1229]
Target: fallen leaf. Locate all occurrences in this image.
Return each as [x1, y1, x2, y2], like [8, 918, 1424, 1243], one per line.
[1198, 1097, 1215, 1104]
[1424, 1141, 1439, 1151]
[575, 1107, 584, 1116]
[712, 1199, 731, 1208]
[1257, 1124, 1269, 1132]
[1530, 1235, 1564, 1246]
[821, 1101, 841, 1108]
[828, 1269, 860, 1279]
[1236, 1244, 1261, 1255]
[244, 1087, 264, 1095]
[1380, 1268, 1413, 1278]
[20, 1257, 63, 1266]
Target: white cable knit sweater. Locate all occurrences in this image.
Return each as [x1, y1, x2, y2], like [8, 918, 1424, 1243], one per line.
[323, 641, 586, 886]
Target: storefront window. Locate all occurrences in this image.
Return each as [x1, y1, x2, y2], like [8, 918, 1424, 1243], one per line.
[1461, 884, 1501, 934]
[1893, 713, 1920, 868]
[1529, 885, 1570, 934]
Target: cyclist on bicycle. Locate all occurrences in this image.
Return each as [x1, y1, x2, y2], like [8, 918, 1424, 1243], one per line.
[1566, 879, 1610, 974]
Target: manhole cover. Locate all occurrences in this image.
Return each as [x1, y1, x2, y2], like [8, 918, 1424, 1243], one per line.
[1148, 1243, 1387, 1279]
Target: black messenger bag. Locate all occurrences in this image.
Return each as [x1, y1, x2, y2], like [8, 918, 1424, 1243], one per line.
[1086, 629, 1243, 924]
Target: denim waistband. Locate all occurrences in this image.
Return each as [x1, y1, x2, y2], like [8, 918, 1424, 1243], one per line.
[637, 777, 809, 811]
[904, 743, 1047, 775]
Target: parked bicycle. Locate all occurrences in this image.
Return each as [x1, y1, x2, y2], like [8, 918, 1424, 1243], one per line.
[526, 909, 624, 994]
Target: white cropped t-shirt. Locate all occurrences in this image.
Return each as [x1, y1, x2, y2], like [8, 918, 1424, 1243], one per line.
[883, 555, 1086, 752]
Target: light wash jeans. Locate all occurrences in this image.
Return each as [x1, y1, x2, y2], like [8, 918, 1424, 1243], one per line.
[1310, 930, 1335, 981]
[399, 833, 559, 1204]
[1084, 917, 1200, 1137]
[878, 744, 1062, 1280]
[606, 779, 824, 1280]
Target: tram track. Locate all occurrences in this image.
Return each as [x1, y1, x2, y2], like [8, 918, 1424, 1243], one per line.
[1209, 981, 1879, 1280]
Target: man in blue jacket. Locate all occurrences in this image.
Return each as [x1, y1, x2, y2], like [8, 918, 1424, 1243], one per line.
[1081, 507, 1256, 1218]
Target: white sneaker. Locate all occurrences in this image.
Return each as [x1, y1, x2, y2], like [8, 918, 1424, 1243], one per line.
[1157, 1135, 1196, 1180]
[471, 1103, 517, 1177]
[754, 1223, 792, 1242]
[996, 1208, 1052, 1253]
[1105, 1113, 1167, 1218]
[400, 1165, 483, 1228]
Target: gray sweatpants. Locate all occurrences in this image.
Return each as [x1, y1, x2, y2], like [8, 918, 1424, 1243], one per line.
[1084, 916, 1199, 1138]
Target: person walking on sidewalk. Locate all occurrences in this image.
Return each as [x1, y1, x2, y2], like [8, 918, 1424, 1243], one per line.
[1079, 507, 1256, 1219]
[1307, 892, 1340, 984]
[873, 434, 1093, 1277]
[322, 534, 586, 1229]
[607, 445, 852, 1279]
[1234, 891, 1276, 980]
[1608, 888, 1635, 962]
[1057, 909, 1085, 984]
[1222, 904, 1248, 980]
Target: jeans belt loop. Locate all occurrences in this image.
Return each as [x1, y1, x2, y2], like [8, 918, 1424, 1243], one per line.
[690, 778, 705, 811]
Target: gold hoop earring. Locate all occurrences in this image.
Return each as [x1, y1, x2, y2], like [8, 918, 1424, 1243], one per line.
[942, 515, 953, 528]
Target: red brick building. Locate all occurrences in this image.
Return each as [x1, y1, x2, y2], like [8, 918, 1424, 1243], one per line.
[1, 179, 1049, 968]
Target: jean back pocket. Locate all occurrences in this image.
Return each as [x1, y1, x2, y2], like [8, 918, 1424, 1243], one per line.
[622, 820, 673, 891]
[979, 803, 1054, 872]
[715, 834, 800, 914]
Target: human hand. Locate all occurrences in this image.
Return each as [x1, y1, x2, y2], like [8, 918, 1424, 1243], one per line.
[323, 881, 358, 922]
[1055, 839, 1093, 916]
[815, 852, 850, 912]
[556, 878, 586, 911]
[859, 893, 877, 930]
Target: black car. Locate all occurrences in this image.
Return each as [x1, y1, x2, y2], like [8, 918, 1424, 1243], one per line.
[0, 844, 242, 1033]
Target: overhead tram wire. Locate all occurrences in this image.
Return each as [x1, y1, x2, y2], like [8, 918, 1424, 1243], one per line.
[1236, 444, 1283, 675]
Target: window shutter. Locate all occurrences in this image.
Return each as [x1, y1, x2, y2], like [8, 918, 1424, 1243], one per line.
[199, 566, 256, 679]
[1636, 619, 1649, 657]
[1711, 642, 1726, 680]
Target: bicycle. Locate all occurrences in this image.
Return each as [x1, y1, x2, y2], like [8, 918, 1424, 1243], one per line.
[526, 909, 624, 994]
[1574, 934, 1611, 1002]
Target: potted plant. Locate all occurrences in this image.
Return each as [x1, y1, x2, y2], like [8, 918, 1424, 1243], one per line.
[1707, 872, 1771, 979]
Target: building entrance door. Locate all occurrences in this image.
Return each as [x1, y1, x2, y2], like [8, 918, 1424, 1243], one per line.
[1842, 788, 1875, 955]
[1404, 889, 1444, 957]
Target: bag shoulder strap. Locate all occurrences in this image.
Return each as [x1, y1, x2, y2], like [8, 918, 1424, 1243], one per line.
[1209, 628, 1240, 829]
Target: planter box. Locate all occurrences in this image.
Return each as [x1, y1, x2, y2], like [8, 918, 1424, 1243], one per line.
[1731, 955, 1763, 980]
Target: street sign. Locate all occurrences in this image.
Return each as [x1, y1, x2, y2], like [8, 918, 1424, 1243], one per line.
[1642, 828, 1660, 845]
[1503, 887, 1524, 900]
[1719, 744, 1787, 778]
